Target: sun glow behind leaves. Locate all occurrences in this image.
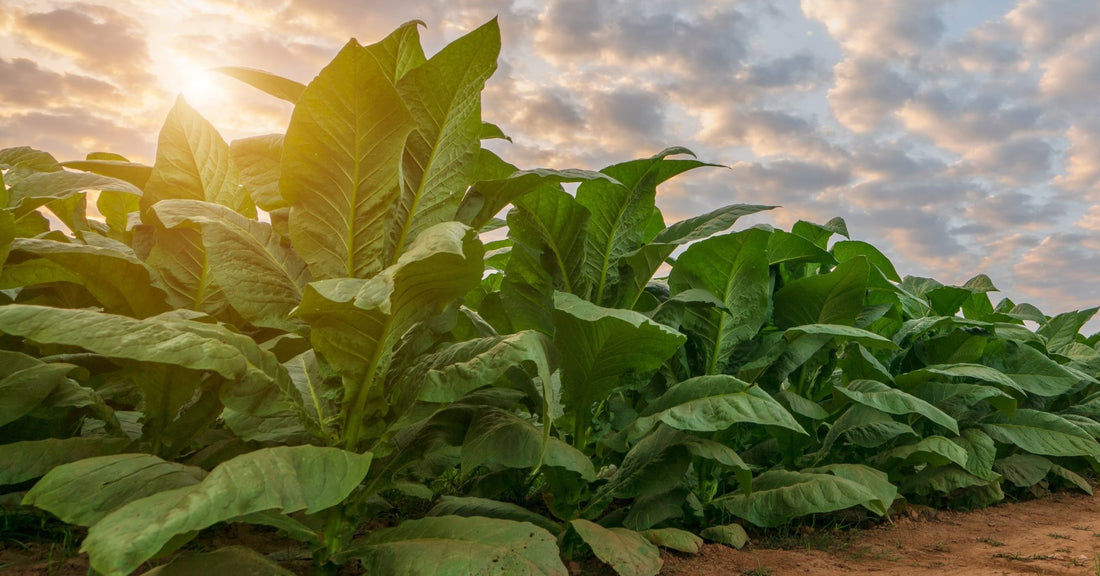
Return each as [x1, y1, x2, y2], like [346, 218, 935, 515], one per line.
[181, 69, 223, 108]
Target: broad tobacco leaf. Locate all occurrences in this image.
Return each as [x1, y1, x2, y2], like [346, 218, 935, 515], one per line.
[393, 18, 500, 260]
[668, 227, 771, 374]
[621, 375, 805, 442]
[773, 256, 869, 328]
[293, 222, 484, 447]
[551, 292, 684, 445]
[569, 519, 661, 576]
[142, 96, 254, 218]
[711, 467, 891, 527]
[577, 147, 718, 304]
[2, 237, 170, 318]
[24, 454, 206, 526]
[81, 446, 372, 576]
[152, 199, 309, 331]
[280, 37, 414, 280]
[341, 515, 567, 576]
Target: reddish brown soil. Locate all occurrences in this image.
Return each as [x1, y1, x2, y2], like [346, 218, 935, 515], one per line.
[4, 491, 1100, 575]
[663, 490, 1100, 575]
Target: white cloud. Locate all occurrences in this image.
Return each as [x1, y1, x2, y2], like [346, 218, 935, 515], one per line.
[827, 58, 915, 133]
[801, 0, 949, 59]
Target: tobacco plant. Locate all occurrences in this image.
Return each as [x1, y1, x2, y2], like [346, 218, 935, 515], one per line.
[1, 15, 1099, 576]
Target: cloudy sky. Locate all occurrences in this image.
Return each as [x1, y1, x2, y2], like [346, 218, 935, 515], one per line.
[2, 0, 1098, 332]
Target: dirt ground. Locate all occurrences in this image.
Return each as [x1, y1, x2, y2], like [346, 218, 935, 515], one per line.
[663, 490, 1100, 576]
[4, 490, 1100, 575]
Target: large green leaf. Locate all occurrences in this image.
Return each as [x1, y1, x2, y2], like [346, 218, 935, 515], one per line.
[0, 208, 13, 268]
[0, 437, 129, 485]
[981, 339, 1083, 397]
[506, 188, 591, 297]
[835, 379, 959, 434]
[652, 204, 775, 245]
[284, 350, 339, 440]
[140, 224, 231, 316]
[341, 515, 567, 576]
[711, 468, 886, 527]
[623, 487, 691, 531]
[24, 454, 206, 526]
[643, 527, 704, 553]
[994, 454, 1052, 488]
[0, 361, 79, 427]
[229, 134, 285, 210]
[141, 546, 295, 576]
[5, 168, 140, 223]
[883, 435, 969, 469]
[82, 446, 372, 576]
[908, 381, 1016, 419]
[900, 466, 995, 497]
[403, 331, 555, 406]
[392, 18, 501, 260]
[578, 148, 718, 304]
[280, 38, 416, 279]
[0, 305, 248, 378]
[213, 66, 306, 103]
[602, 425, 747, 501]
[293, 222, 483, 446]
[0, 146, 60, 170]
[819, 405, 916, 453]
[457, 168, 613, 230]
[668, 228, 771, 374]
[395, 330, 558, 452]
[151, 199, 309, 330]
[952, 428, 998, 481]
[2, 237, 170, 318]
[60, 159, 152, 189]
[142, 96, 253, 217]
[698, 524, 748, 549]
[766, 229, 836, 266]
[426, 496, 562, 533]
[801, 463, 897, 516]
[831, 240, 900, 282]
[773, 256, 869, 328]
[570, 519, 662, 576]
[783, 324, 899, 349]
[371, 19, 428, 83]
[896, 363, 1022, 394]
[612, 205, 776, 309]
[792, 217, 848, 248]
[461, 407, 595, 480]
[551, 292, 685, 445]
[622, 375, 804, 442]
[981, 409, 1100, 458]
[1040, 308, 1098, 353]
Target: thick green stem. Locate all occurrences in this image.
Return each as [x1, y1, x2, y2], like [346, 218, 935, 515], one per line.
[573, 412, 588, 451]
[313, 506, 347, 573]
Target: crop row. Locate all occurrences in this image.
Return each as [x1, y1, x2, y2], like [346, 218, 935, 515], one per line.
[1, 18, 1098, 576]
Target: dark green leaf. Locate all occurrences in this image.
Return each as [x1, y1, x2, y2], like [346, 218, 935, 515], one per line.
[342, 515, 567, 576]
[24, 454, 206, 526]
[773, 257, 869, 328]
[82, 446, 372, 576]
[570, 519, 661, 576]
[140, 546, 295, 576]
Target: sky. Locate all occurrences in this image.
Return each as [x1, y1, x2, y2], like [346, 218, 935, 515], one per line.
[1, 0, 1098, 333]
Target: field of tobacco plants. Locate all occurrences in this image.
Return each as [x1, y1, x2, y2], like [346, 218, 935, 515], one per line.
[2, 18, 1099, 576]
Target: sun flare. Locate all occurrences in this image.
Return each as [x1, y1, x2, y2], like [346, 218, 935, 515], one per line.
[181, 68, 221, 106]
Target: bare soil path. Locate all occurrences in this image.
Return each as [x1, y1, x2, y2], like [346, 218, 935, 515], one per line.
[4, 489, 1100, 575]
[662, 489, 1100, 575]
